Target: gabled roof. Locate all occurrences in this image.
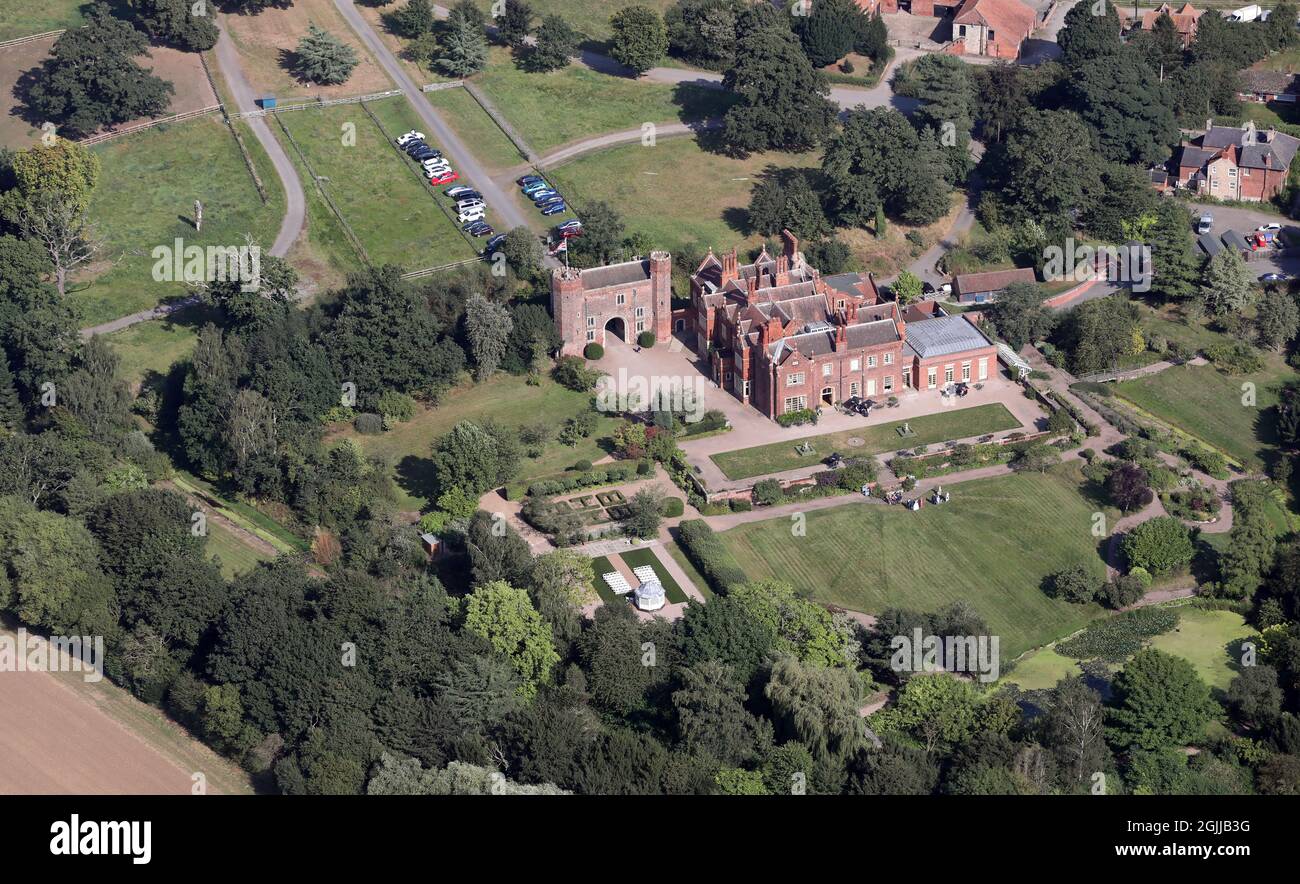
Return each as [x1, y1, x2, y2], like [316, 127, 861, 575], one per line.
[1241, 70, 1300, 96]
[953, 267, 1036, 295]
[1200, 123, 1300, 171]
[905, 315, 992, 359]
[953, 0, 1037, 37]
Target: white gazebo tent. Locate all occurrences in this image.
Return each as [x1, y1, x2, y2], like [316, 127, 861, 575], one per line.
[633, 578, 666, 612]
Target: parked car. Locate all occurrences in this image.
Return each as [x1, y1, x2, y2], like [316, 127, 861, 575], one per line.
[522, 181, 551, 195]
[1196, 214, 1214, 234]
[467, 224, 495, 237]
[429, 171, 459, 185]
[485, 234, 507, 252]
[458, 210, 486, 224]
[395, 130, 425, 146]
[422, 160, 451, 173]
[403, 141, 431, 154]
[1259, 272, 1290, 283]
[1258, 222, 1282, 233]
[517, 174, 545, 186]
[446, 186, 479, 199]
[456, 198, 486, 211]
[556, 220, 582, 233]
[530, 189, 559, 201]
[557, 226, 583, 238]
[540, 202, 567, 216]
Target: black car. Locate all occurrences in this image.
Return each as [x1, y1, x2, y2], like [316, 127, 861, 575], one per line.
[825, 452, 844, 469]
[403, 141, 428, 154]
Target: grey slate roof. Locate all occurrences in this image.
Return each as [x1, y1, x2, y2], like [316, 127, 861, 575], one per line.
[845, 318, 901, 349]
[1201, 125, 1300, 170]
[581, 259, 649, 291]
[1198, 232, 1224, 256]
[905, 315, 992, 359]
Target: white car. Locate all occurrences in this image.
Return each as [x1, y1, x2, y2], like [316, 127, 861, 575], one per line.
[395, 130, 425, 146]
[1257, 222, 1282, 233]
[457, 209, 486, 224]
[456, 199, 485, 211]
[422, 160, 452, 173]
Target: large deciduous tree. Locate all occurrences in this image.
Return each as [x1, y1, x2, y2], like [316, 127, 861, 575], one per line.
[462, 580, 559, 699]
[1107, 649, 1219, 750]
[609, 5, 668, 75]
[721, 23, 836, 157]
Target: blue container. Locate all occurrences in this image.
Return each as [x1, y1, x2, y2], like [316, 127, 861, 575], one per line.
[258, 96, 277, 109]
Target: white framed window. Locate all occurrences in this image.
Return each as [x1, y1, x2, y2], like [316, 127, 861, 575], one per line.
[783, 395, 807, 413]
[787, 372, 805, 386]
[883, 375, 893, 392]
[867, 355, 877, 368]
[616, 292, 627, 305]
[978, 358, 988, 380]
[587, 316, 596, 327]
[903, 367, 911, 387]
[850, 381, 860, 397]
[884, 352, 893, 365]
[927, 368, 937, 389]
[945, 365, 954, 384]
[743, 380, 751, 398]
[822, 363, 832, 377]
[586, 330, 595, 341]
[636, 321, 645, 333]
[866, 379, 876, 396]
[635, 306, 645, 317]
[961, 362, 971, 382]
[850, 358, 861, 371]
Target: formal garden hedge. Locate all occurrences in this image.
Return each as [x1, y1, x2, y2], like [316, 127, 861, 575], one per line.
[675, 519, 747, 593]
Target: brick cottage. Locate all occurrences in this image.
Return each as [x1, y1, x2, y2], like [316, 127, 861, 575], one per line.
[1170, 119, 1300, 203]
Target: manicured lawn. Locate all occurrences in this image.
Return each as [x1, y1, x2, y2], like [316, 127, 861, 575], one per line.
[549, 137, 821, 285]
[1148, 608, 1254, 694]
[620, 547, 689, 604]
[664, 539, 713, 599]
[717, 467, 1112, 657]
[474, 47, 734, 154]
[277, 101, 476, 269]
[709, 403, 1023, 481]
[1003, 646, 1085, 691]
[0, 0, 87, 39]
[205, 520, 275, 580]
[589, 555, 620, 604]
[1113, 357, 1295, 471]
[424, 86, 525, 173]
[330, 373, 621, 511]
[76, 116, 285, 326]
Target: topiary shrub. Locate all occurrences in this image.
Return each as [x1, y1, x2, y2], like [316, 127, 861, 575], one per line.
[584, 342, 604, 360]
[661, 497, 684, 517]
[636, 459, 652, 475]
[637, 331, 655, 348]
[572, 459, 593, 472]
[354, 412, 384, 434]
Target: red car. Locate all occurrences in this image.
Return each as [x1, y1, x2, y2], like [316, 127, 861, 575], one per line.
[429, 170, 459, 185]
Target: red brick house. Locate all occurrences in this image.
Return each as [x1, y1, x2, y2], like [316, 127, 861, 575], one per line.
[1239, 70, 1300, 104]
[1170, 119, 1300, 203]
[690, 231, 996, 419]
[1123, 3, 1203, 49]
[949, 0, 1036, 59]
[953, 267, 1038, 304]
[551, 251, 673, 356]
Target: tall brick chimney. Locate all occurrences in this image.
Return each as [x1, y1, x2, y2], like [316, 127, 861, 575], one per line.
[721, 248, 739, 286]
[781, 228, 801, 266]
[775, 254, 790, 286]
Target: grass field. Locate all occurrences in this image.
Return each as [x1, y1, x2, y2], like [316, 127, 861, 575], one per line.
[104, 304, 220, 387]
[329, 373, 621, 511]
[718, 467, 1113, 657]
[1007, 607, 1254, 694]
[589, 554, 619, 604]
[76, 116, 285, 326]
[475, 47, 734, 154]
[620, 547, 689, 604]
[1113, 357, 1295, 471]
[0, 0, 89, 40]
[709, 403, 1023, 481]
[205, 520, 276, 579]
[424, 86, 526, 172]
[277, 100, 476, 270]
[549, 137, 820, 267]
[1149, 608, 1254, 693]
[468, 0, 678, 42]
[223, 0, 393, 100]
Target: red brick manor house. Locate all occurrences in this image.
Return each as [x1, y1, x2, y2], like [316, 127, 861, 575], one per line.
[689, 231, 997, 420]
[549, 232, 998, 421]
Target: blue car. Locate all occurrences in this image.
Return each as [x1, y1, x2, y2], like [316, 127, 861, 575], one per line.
[485, 234, 507, 252]
[530, 190, 559, 202]
[522, 181, 550, 195]
[517, 174, 544, 186]
[540, 202, 567, 216]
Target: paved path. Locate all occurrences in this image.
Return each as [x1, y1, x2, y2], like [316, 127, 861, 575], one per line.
[213, 17, 305, 259]
[81, 295, 202, 338]
[333, 0, 539, 239]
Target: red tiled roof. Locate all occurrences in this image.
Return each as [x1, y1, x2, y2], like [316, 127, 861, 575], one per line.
[953, 0, 1037, 38]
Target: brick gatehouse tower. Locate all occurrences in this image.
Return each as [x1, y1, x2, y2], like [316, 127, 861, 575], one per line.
[551, 251, 673, 356]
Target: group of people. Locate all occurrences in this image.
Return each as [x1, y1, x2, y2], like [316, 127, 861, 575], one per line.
[868, 485, 952, 510]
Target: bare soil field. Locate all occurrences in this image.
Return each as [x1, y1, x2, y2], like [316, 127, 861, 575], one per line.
[0, 624, 254, 795]
[223, 1, 393, 101]
[1, 39, 216, 149]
